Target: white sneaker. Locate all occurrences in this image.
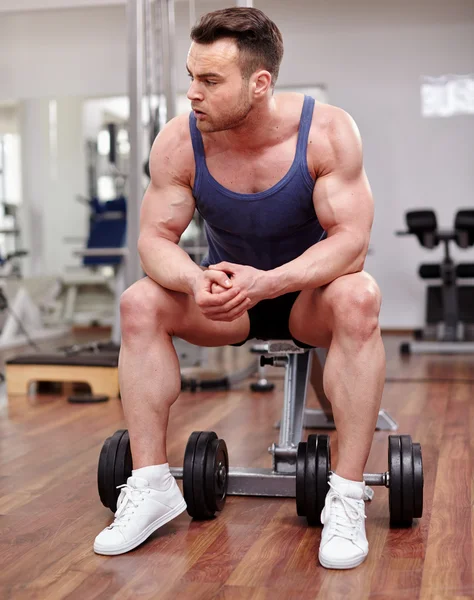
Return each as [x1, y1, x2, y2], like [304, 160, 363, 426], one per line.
[318, 478, 369, 569]
[94, 475, 187, 555]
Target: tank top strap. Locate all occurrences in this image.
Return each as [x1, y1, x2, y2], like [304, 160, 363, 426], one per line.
[189, 112, 207, 193]
[295, 95, 316, 158]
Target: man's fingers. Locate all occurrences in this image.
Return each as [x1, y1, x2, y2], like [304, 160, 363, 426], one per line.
[198, 286, 240, 307]
[209, 303, 250, 322]
[207, 269, 232, 288]
[204, 293, 250, 316]
[208, 261, 232, 271]
[211, 282, 227, 294]
[205, 300, 251, 321]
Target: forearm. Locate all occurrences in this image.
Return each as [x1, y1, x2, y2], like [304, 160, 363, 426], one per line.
[138, 235, 202, 295]
[266, 232, 367, 297]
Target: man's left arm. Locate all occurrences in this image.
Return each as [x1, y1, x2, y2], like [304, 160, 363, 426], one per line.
[265, 109, 374, 297]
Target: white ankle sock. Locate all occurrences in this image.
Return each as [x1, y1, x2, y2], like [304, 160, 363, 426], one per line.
[131, 463, 173, 491]
[331, 472, 365, 487]
[330, 472, 365, 499]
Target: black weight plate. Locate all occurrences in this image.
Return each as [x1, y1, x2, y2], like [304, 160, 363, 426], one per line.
[204, 438, 228, 513]
[105, 430, 127, 513]
[400, 435, 415, 526]
[68, 394, 109, 403]
[183, 431, 201, 518]
[388, 436, 403, 527]
[192, 431, 217, 520]
[98, 435, 112, 508]
[316, 435, 330, 522]
[304, 435, 319, 526]
[412, 443, 424, 518]
[250, 382, 275, 392]
[113, 430, 133, 513]
[296, 442, 307, 517]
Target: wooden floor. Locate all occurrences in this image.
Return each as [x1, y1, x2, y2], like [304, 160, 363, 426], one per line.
[0, 334, 473, 600]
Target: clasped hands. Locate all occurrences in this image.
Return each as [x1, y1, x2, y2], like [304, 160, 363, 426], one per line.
[192, 262, 269, 322]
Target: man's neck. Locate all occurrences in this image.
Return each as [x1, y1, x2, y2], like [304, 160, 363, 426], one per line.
[212, 95, 282, 152]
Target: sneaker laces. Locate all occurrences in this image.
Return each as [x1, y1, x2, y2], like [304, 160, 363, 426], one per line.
[108, 482, 151, 529]
[325, 481, 366, 541]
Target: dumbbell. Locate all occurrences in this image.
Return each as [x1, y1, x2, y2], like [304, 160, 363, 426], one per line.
[296, 434, 423, 527]
[98, 430, 423, 528]
[97, 429, 229, 520]
[182, 431, 229, 519]
[97, 429, 132, 513]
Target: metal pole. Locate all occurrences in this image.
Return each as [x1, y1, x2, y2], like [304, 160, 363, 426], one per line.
[161, 0, 177, 121]
[189, 0, 196, 28]
[236, 0, 253, 6]
[167, 0, 177, 120]
[126, 0, 145, 288]
[0, 139, 6, 203]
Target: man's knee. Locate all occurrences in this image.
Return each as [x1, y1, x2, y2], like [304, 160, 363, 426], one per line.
[329, 272, 381, 339]
[120, 278, 171, 336]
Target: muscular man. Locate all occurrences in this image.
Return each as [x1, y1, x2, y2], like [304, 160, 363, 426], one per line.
[94, 7, 385, 570]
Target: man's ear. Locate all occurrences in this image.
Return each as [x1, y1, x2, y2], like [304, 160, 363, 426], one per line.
[252, 70, 272, 98]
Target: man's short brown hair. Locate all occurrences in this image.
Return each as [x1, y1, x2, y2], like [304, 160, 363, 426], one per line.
[190, 7, 284, 87]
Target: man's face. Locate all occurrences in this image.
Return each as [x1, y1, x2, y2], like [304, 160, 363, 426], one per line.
[186, 39, 252, 133]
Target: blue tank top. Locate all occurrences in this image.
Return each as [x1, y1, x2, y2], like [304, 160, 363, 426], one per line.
[189, 95, 326, 271]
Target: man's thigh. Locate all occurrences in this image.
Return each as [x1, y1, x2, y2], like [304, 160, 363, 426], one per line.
[127, 276, 251, 348]
[288, 285, 333, 349]
[288, 271, 380, 349]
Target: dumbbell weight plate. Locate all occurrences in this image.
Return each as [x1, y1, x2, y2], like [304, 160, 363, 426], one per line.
[183, 431, 201, 518]
[304, 435, 330, 526]
[193, 431, 219, 519]
[296, 442, 307, 517]
[388, 436, 403, 526]
[204, 438, 228, 513]
[389, 435, 423, 527]
[113, 430, 133, 512]
[97, 429, 127, 511]
[98, 436, 111, 508]
[401, 435, 415, 526]
[304, 436, 318, 525]
[413, 443, 424, 518]
[105, 430, 127, 512]
[250, 382, 275, 392]
[316, 435, 330, 522]
[184, 431, 225, 520]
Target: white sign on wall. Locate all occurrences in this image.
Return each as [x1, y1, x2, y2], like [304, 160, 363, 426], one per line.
[421, 74, 474, 118]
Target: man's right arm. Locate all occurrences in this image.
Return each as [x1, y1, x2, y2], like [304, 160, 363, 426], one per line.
[137, 117, 202, 295]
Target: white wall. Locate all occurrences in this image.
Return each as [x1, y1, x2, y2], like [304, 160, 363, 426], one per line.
[0, 6, 127, 101]
[1, 0, 474, 326]
[0, 0, 121, 12]
[0, 0, 196, 14]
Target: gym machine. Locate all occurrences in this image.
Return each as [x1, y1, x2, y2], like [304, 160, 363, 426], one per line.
[0, 251, 69, 352]
[5, 198, 127, 400]
[98, 340, 423, 528]
[396, 209, 474, 354]
[55, 195, 127, 332]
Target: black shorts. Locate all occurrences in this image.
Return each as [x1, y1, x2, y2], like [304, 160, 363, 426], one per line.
[231, 291, 313, 348]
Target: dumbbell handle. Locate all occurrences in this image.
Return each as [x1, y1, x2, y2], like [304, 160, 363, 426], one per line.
[270, 447, 390, 486]
[170, 466, 389, 488]
[364, 472, 389, 487]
